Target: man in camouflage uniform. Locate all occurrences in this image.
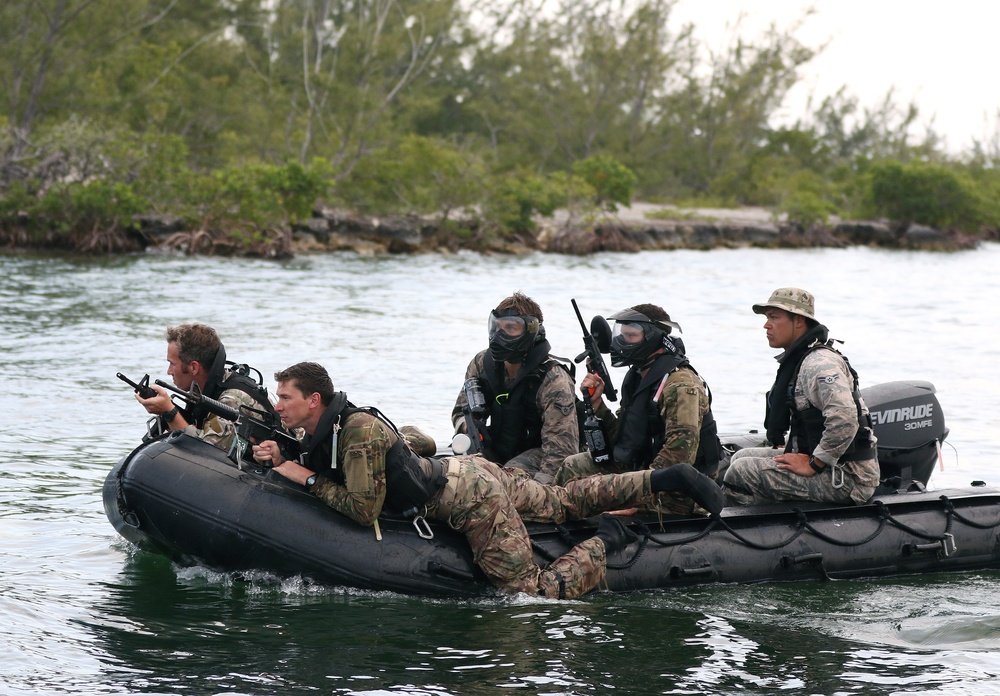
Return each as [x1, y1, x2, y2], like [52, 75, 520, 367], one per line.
[555, 304, 723, 516]
[134, 323, 275, 453]
[452, 292, 579, 484]
[723, 288, 880, 506]
[254, 362, 719, 599]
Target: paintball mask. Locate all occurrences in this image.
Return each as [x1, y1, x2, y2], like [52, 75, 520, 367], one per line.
[488, 310, 542, 363]
[607, 308, 682, 368]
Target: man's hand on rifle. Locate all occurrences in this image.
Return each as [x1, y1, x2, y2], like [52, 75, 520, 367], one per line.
[581, 372, 605, 410]
[254, 441, 312, 486]
[135, 384, 187, 427]
[135, 383, 173, 413]
[252, 439, 284, 468]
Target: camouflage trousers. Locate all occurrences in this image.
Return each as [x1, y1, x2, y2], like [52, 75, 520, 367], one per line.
[555, 452, 702, 516]
[504, 447, 556, 485]
[424, 455, 652, 599]
[722, 447, 874, 506]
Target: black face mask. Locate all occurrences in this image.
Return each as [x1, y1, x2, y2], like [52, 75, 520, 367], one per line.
[610, 322, 664, 367]
[489, 332, 535, 363]
[488, 311, 540, 364]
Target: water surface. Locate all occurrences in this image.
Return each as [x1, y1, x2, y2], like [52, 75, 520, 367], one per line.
[2, 245, 1000, 694]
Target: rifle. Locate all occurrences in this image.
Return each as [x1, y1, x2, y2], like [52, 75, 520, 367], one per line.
[570, 300, 616, 463]
[155, 379, 300, 467]
[453, 378, 488, 455]
[117, 371, 157, 399]
[571, 299, 617, 402]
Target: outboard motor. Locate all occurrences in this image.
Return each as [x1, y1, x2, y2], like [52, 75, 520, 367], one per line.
[862, 380, 948, 490]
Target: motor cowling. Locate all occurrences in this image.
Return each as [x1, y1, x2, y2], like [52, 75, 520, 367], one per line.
[861, 380, 948, 489]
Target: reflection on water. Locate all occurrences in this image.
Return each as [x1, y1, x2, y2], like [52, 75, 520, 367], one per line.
[74, 560, 1000, 695]
[2, 246, 1000, 694]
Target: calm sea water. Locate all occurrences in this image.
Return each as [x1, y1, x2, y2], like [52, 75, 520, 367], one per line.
[3, 244, 1000, 695]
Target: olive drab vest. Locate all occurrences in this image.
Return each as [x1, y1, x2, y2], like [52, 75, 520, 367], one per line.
[613, 353, 722, 476]
[178, 345, 277, 427]
[300, 393, 446, 514]
[477, 342, 563, 465]
[785, 343, 877, 463]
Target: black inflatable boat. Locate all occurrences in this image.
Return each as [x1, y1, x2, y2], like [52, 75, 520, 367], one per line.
[103, 381, 1000, 596]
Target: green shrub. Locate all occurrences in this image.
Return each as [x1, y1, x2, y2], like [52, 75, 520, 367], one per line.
[480, 169, 573, 234]
[204, 160, 330, 240]
[37, 180, 143, 233]
[964, 166, 1000, 229]
[571, 155, 637, 213]
[334, 135, 484, 218]
[777, 171, 836, 228]
[0, 181, 34, 227]
[864, 160, 984, 230]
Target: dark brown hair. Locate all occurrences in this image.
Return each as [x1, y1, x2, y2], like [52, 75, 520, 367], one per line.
[274, 362, 335, 405]
[495, 291, 543, 321]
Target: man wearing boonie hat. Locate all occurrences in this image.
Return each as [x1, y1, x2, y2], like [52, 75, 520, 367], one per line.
[722, 288, 880, 506]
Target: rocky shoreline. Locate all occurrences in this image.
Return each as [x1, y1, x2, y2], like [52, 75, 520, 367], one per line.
[11, 203, 989, 257]
[279, 204, 987, 256]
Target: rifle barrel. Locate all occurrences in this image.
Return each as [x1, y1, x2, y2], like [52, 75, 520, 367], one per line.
[154, 379, 241, 421]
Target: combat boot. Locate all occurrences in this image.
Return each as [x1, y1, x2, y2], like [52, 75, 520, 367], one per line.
[650, 463, 725, 517]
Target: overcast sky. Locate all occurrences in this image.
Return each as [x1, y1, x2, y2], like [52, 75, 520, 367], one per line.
[673, 0, 999, 154]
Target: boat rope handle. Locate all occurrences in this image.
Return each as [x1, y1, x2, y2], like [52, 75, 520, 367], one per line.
[714, 517, 807, 551]
[605, 535, 649, 571]
[875, 500, 955, 541]
[539, 495, 1000, 567]
[798, 509, 887, 547]
[635, 518, 718, 547]
[940, 495, 1000, 530]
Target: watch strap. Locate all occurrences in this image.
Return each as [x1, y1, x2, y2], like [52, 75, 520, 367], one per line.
[808, 455, 825, 473]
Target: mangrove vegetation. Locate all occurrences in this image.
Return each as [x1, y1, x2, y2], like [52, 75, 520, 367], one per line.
[1, 0, 998, 255]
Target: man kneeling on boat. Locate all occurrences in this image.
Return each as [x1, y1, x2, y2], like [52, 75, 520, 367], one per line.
[252, 361, 724, 599]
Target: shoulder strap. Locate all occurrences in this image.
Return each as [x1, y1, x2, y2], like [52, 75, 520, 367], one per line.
[547, 354, 577, 382]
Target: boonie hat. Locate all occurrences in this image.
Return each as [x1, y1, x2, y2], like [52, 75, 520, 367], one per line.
[752, 287, 816, 320]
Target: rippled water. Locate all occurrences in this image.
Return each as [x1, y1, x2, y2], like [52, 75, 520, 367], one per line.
[3, 245, 1000, 694]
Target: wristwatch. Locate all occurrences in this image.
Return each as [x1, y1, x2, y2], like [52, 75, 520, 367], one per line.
[808, 455, 825, 473]
[162, 406, 180, 423]
[305, 473, 318, 489]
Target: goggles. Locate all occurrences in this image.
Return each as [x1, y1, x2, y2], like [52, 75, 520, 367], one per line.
[488, 311, 539, 339]
[612, 321, 654, 345]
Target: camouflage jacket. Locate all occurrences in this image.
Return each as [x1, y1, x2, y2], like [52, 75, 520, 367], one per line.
[595, 365, 710, 469]
[308, 411, 393, 527]
[452, 349, 580, 476]
[195, 374, 272, 452]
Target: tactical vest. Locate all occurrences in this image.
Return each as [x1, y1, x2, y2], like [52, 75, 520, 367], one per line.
[785, 343, 877, 463]
[478, 345, 565, 464]
[613, 354, 722, 476]
[301, 396, 446, 514]
[179, 346, 276, 427]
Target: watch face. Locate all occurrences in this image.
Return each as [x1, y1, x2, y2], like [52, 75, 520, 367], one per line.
[306, 475, 317, 486]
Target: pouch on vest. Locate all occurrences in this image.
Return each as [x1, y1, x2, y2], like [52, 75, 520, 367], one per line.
[383, 441, 447, 514]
